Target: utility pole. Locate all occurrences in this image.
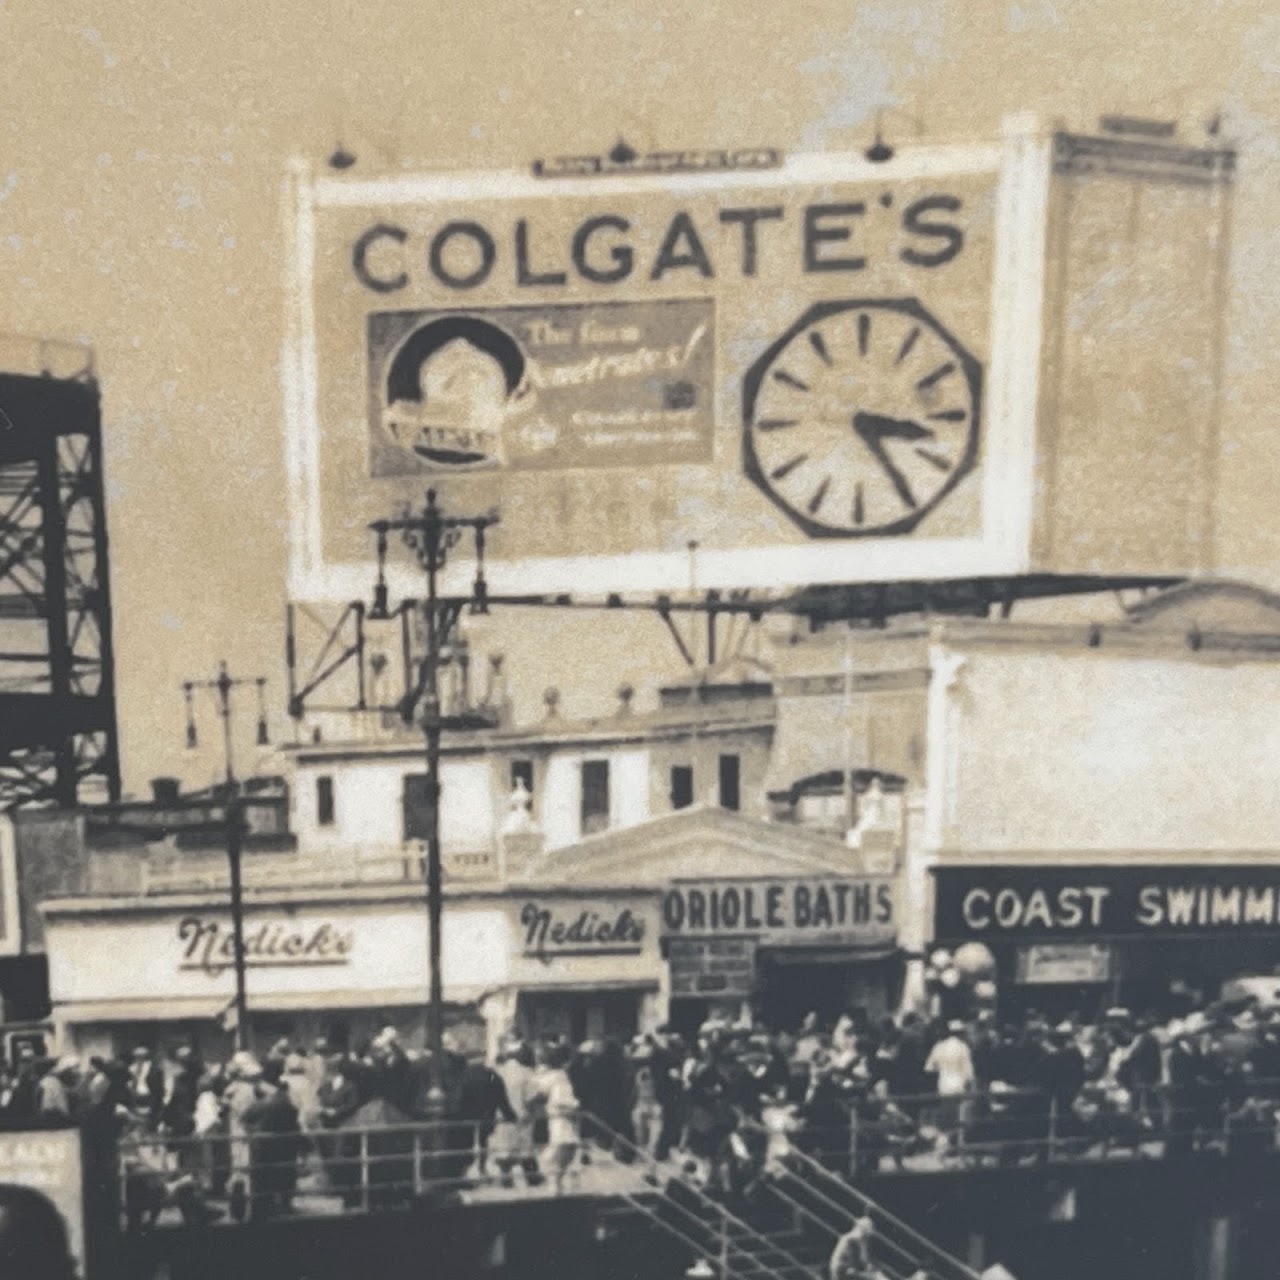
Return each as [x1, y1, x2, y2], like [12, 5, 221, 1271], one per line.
[183, 663, 269, 1052]
[368, 489, 497, 1118]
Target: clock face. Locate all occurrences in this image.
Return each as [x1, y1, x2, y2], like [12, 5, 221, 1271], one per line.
[743, 299, 982, 538]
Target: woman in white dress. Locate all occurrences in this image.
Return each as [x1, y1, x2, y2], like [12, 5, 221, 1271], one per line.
[533, 1043, 580, 1194]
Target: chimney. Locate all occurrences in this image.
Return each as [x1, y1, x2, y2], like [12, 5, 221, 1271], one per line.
[150, 777, 180, 805]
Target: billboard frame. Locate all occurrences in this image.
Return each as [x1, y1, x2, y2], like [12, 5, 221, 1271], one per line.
[282, 115, 1053, 604]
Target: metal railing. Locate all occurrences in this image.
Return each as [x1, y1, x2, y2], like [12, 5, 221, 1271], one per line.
[742, 1120, 981, 1280]
[578, 1112, 820, 1280]
[117, 1118, 491, 1229]
[116, 1111, 819, 1278]
[792, 1079, 1280, 1177]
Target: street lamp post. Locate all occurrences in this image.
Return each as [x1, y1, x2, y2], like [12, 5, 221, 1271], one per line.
[369, 489, 497, 1118]
[184, 663, 270, 1052]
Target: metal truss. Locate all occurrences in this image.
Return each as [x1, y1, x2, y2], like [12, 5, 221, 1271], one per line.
[0, 350, 120, 809]
[286, 571, 1181, 724]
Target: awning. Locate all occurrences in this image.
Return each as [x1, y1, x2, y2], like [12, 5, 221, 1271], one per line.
[514, 979, 659, 996]
[54, 985, 495, 1024]
[756, 945, 901, 967]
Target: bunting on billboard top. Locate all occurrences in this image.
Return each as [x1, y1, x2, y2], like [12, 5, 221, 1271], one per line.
[284, 121, 1051, 600]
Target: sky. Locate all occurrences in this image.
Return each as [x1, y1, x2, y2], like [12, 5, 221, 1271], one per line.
[2, 0, 1279, 794]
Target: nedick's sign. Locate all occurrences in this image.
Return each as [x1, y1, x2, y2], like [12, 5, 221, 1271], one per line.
[935, 867, 1280, 940]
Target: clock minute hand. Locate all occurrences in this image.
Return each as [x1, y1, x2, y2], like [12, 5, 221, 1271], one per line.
[851, 412, 934, 510]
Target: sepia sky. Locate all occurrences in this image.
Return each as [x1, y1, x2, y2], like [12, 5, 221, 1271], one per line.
[2, 0, 1279, 793]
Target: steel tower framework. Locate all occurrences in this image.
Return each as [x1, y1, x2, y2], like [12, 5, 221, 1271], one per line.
[0, 340, 120, 808]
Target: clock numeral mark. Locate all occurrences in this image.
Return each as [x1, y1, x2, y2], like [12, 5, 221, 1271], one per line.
[755, 418, 799, 432]
[914, 446, 953, 473]
[808, 331, 833, 366]
[853, 483, 865, 526]
[772, 369, 809, 392]
[927, 409, 967, 423]
[915, 361, 956, 393]
[770, 453, 808, 481]
[857, 313, 871, 358]
[895, 326, 921, 365]
[806, 477, 831, 515]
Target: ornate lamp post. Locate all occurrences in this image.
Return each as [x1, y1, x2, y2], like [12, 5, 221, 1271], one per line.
[368, 489, 498, 1116]
[183, 663, 270, 1051]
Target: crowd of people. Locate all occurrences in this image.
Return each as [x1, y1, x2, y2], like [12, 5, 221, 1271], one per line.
[11, 986, 1280, 1227]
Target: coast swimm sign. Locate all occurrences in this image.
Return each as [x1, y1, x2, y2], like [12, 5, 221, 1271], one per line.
[177, 916, 354, 976]
[368, 300, 713, 474]
[934, 866, 1280, 940]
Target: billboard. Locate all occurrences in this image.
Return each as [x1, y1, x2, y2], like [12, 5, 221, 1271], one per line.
[0, 1128, 86, 1279]
[285, 119, 1052, 599]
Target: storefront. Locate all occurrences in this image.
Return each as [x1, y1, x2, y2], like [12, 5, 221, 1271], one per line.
[933, 864, 1280, 1018]
[498, 891, 664, 1046]
[661, 874, 899, 1033]
[42, 891, 510, 1061]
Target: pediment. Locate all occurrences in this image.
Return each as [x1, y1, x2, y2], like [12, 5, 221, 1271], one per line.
[522, 805, 865, 888]
[1124, 579, 1280, 635]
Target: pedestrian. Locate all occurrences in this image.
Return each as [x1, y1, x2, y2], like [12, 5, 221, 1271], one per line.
[456, 1046, 516, 1177]
[828, 1214, 876, 1280]
[242, 1062, 303, 1218]
[491, 1039, 539, 1187]
[628, 1039, 665, 1160]
[533, 1043, 580, 1194]
[125, 1046, 165, 1124]
[924, 1021, 975, 1151]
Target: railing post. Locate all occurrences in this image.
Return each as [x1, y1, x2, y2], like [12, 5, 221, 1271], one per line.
[359, 1130, 370, 1213]
[413, 1130, 424, 1196]
[718, 1203, 729, 1279]
[1048, 1094, 1058, 1161]
[849, 1107, 859, 1179]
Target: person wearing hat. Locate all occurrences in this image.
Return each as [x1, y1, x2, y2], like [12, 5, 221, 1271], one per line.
[126, 1046, 165, 1125]
[35, 1058, 77, 1124]
[224, 1052, 263, 1216]
[924, 1022, 975, 1154]
[627, 1038, 664, 1161]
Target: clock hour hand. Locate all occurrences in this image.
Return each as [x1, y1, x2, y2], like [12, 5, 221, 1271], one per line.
[851, 412, 934, 510]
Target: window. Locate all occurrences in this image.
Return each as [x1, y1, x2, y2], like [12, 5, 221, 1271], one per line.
[718, 754, 741, 812]
[670, 765, 694, 810]
[581, 759, 610, 835]
[316, 775, 335, 827]
[402, 773, 431, 843]
[510, 758, 535, 794]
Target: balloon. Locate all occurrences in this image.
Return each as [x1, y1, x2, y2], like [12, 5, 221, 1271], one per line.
[940, 966, 961, 989]
[929, 949, 953, 971]
[973, 979, 998, 1002]
[923, 965, 940, 985]
[953, 942, 997, 978]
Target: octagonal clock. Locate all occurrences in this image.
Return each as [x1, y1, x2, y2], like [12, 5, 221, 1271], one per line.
[742, 298, 982, 538]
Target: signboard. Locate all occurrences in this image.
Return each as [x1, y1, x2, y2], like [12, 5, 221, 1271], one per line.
[516, 898, 648, 963]
[0, 1128, 85, 1279]
[935, 865, 1280, 941]
[177, 915, 354, 976]
[662, 876, 895, 947]
[1016, 943, 1114, 985]
[286, 126, 1050, 600]
[45, 903, 509, 1006]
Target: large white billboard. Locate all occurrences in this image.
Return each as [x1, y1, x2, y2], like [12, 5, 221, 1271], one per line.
[284, 118, 1052, 601]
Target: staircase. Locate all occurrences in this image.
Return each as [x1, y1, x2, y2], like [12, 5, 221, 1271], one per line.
[748, 1136, 983, 1280]
[581, 1114, 822, 1279]
[580, 1114, 983, 1280]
